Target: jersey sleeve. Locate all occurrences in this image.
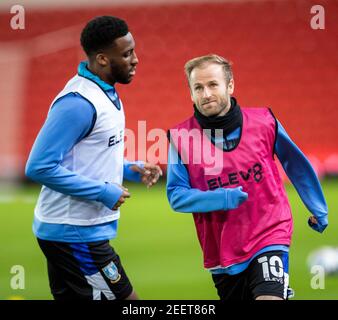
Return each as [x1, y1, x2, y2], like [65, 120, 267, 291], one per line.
[275, 120, 328, 232]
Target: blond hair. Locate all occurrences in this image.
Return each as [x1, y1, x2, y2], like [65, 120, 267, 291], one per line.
[184, 54, 233, 85]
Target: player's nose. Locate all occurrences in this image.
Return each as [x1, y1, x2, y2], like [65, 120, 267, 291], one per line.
[131, 51, 139, 66]
[202, 87, 212, 98]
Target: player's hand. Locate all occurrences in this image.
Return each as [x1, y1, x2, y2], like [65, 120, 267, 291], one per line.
[308, 215, 328, 233]
[130, 163, 163, 188]
[226, 186, 248, 210]
[112, 185, 130, 210]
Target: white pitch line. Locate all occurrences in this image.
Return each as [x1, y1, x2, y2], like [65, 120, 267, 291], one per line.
[0, 195, 36, 204]
[0, 195, 15, 203]
[21, 196, 37, 203]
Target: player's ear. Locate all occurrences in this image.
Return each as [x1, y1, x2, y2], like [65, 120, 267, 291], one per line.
[96, 53, 109, 67]
[227, 78, 234, 94]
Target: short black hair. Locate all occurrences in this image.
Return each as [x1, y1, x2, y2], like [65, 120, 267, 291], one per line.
[80, 16, 129, 56]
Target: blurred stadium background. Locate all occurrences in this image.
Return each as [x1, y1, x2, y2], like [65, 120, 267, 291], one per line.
[0, 0, 337, 299]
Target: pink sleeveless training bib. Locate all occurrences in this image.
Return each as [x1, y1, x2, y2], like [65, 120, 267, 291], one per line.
[169, 108, 293, 268]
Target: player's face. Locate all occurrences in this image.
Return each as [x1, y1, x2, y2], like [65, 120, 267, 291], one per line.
[104, 32, 139, 84]
[189, 63, 234, 117]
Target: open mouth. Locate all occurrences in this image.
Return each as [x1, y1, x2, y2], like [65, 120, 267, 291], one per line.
[129, 68, 136, 76]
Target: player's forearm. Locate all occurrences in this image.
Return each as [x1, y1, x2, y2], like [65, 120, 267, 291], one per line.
[283, 156, 327, 218]
[167, 185, 228, 213]
[123, 160, 144, 182]
[25, 161, 123, 209]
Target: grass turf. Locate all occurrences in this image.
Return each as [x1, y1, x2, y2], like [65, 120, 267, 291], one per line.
[0, 179, 337, 300]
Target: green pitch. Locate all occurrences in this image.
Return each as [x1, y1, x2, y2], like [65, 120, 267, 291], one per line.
[0, 179, 337, 300]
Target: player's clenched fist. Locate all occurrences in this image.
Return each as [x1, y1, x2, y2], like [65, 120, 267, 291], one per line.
[112, 185, 131, 210]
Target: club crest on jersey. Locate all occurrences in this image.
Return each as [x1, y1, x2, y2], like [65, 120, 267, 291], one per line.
[102, 261, 121, 283]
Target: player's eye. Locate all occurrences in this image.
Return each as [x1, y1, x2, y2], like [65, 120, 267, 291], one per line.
[123, 50, 133, 58]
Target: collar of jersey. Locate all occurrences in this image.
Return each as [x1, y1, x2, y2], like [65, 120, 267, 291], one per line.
[78, 61, 115, 92]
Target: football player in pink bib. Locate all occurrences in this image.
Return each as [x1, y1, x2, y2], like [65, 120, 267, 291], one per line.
[167, 54, 328, 300]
